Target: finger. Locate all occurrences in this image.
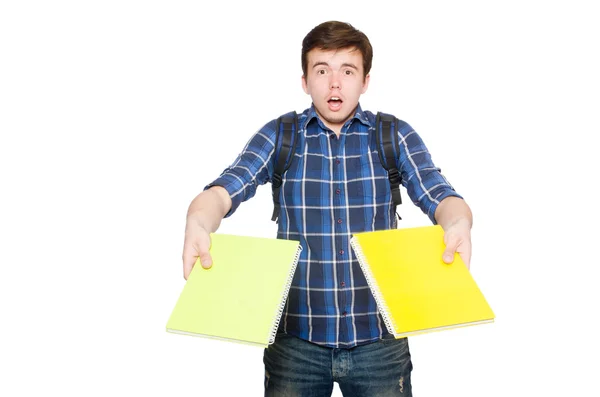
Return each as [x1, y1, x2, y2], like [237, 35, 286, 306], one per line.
[443, 236, 472, 268]
[459, 247, 471, 270]
[182, 232, 213, 277]
[442, 234, 459, 264]
[182, 245, 198, 279]
[182, 250, 213, 276]
[442, 246, 455, 264]
[198, 251, 213, 269]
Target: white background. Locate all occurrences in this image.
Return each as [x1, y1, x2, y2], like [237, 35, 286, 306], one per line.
[1, 1, 598, 396]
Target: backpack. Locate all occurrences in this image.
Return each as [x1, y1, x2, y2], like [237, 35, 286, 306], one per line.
[271, 111, 402, 223]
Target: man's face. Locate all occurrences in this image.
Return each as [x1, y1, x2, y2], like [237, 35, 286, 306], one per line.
[302, 47, 370, 132]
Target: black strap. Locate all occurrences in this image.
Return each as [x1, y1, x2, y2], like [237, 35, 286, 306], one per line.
[271, 112, 298, 222]
[376, 112, 402, 213]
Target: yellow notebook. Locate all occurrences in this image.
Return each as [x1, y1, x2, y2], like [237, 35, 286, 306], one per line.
[350, 225, 494, 338]
[166, 233, 302, 347]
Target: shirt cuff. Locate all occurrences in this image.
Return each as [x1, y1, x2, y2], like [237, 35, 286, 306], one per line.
[426, 191, 463, 224]
[204, 177, 243, 218]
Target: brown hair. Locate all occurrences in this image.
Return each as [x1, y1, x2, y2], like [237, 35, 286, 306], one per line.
[301, 21, 373, 80]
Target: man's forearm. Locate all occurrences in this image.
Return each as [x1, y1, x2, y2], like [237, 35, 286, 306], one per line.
[186, 186, 232, 233]
[434, 196, 473, 230]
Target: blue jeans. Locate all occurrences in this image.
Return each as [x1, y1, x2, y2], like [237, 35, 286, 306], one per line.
[263, 333, 413, 396]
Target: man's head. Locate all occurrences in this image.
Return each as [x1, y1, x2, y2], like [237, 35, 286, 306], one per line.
[301, 21, 373, 132]
[301, 21, 373, 80]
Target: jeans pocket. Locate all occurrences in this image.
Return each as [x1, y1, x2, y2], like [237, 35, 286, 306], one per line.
[381, 335, 409, 351]
[381, 333, 398, 344]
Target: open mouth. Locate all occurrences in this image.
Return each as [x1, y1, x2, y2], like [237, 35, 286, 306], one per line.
[328, 97, 343, 111]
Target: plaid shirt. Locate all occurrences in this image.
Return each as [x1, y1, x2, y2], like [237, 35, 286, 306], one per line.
[206, 104, 461, 348]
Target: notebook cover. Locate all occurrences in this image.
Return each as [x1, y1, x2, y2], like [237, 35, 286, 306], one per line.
[166, 233, 301, 347]
[350, 225, 494, 337]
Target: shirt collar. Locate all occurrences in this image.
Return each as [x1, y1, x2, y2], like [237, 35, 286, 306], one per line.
[304, 103, 371, 132]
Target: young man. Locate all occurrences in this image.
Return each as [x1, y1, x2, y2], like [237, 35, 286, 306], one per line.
[182, 21, 472, 396]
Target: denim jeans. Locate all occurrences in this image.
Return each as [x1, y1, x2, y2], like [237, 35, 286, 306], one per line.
[263, 333, 413, 396]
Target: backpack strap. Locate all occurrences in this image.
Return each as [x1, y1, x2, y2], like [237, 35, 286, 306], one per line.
[271, 111, 299, 223]
[375, 112, 402, 214]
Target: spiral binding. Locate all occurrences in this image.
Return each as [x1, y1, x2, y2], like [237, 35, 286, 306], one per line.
[350, 237, 398, 335]
[268, 244, 303, 345]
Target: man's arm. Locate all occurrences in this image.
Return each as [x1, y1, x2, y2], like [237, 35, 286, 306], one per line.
[434, 196, 473, 269]
[182, 186, 232, 279]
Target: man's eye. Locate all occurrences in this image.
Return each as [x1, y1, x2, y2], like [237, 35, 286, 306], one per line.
[317, 69, 326, 75]
[345, 70, 353, 75]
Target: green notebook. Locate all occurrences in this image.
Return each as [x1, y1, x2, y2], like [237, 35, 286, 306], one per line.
[166, 233, 302, 347]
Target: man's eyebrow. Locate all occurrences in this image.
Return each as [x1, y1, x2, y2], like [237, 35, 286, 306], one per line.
[312, 62, 359, 70]
[312, 61, 329, 69]
[341, 63, 359, 70]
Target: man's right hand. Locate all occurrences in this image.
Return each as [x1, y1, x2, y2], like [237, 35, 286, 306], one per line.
[181, 186, 232, 279]
[183, 186, 231, 280]
[182, 217, 213, 279]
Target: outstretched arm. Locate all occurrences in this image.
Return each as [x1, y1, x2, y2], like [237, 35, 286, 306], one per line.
[181, 118, 280, 278]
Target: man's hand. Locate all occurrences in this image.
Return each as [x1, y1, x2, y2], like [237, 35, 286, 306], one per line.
[181, 187, 232, 279]
[434, 196, 473, 269]
[442, 218, 472, 269]
[182, 217, 213, 279]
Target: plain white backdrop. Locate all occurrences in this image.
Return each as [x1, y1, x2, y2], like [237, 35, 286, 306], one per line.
[1, 1, 598, 396]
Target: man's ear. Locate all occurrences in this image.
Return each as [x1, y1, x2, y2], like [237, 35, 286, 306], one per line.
[301, 75, 309, 95]
[362, 74, 370, 94]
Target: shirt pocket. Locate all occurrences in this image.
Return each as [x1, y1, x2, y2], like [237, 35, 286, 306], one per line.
[346, 154, 390, 200]
[280, 155, 327, 205]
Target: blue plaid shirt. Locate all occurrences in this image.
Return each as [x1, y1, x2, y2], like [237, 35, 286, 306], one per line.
[206, 104, 461, 348]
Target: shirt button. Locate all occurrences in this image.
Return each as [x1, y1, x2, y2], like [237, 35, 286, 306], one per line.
[339, 249, 344, 255]
[330, 133, 336, 139]
[337, 218, 343, 224]
[335, 189, 341, 194]
[336, 159, 341, 165]
[342, 311, 347, 317]
[340, 281, 346, 287]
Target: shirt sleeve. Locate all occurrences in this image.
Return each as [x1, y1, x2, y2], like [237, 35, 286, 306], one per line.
[396, 120, 463, 224]
[204, 119, 278, 218]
